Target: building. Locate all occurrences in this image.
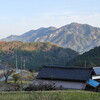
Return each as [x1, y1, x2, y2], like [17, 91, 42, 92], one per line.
[34, 66, 99, 91]
[92, 67, 100, 82]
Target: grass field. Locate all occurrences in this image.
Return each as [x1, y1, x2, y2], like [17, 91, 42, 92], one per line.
[0, 90, 100, 100]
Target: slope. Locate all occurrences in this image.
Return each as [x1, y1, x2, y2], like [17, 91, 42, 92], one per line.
[0, 41, 78, 71]
[67, 46, 100, 67]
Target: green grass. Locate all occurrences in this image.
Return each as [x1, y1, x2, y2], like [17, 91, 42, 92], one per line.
[8, 80, 32, 84]
[0, 81, 5, 86]
[0, 91, 100, 100]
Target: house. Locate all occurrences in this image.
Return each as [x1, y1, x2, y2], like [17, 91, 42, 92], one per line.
[92, 67, 100, 82]
[34, 65, 99, 91]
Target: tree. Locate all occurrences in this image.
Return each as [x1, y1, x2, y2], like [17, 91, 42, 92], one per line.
[28, 69, 35, 79]
[12, 73, 20, 83]
[4, 68, 14, 83]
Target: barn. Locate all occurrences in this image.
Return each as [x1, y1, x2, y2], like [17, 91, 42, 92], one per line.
[34, 66, 100, 91]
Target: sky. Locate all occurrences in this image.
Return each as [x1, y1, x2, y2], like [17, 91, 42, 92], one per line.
[0, 0, 100, 39]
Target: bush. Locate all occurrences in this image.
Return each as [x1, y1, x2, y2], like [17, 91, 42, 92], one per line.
[24, 82, 64, 91]
[12, 73, 20, 83]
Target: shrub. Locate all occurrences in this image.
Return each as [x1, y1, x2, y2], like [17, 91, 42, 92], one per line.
[24, 82, 63, 91]
[12, 73, 20, 83]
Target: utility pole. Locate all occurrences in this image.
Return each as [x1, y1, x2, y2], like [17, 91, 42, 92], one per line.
[16, 55, 18, 73]
[21, 56, 23, 85]
[85, 60, 87, 68]
[23, 59, 26, 70]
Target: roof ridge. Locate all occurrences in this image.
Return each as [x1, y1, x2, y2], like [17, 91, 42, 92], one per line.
[43, 65, 93, 70]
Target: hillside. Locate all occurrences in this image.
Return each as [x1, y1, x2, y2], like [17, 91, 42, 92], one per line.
[67, 46, 100, 67]
[2, 22, 100, 53]
[0, 41, 78, 71]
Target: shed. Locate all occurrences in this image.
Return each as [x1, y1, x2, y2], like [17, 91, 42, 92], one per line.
[35, 66, 98, 90]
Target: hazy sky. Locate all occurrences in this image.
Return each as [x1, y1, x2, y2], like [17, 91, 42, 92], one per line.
[0, 0, 100, 39]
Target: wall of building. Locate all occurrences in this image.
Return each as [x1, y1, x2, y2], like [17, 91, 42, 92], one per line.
[33, 79, 86, 90]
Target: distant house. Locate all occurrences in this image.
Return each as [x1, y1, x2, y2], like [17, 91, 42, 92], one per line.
[34, 66, 100, 91]
[92, 67, 100, 81]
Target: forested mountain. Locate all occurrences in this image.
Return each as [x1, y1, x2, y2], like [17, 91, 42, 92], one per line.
[0, 41, 78, 71]
[2, 23, 100, 53]
[66, 46, 100, 67]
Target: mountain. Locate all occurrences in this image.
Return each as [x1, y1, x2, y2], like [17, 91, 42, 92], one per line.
[2, 27, 57, 42]
[2, 23, 100, 53]
[66, 46, 100, 67]
[3, 35, 18, 41]
[0, 41, 78, 71]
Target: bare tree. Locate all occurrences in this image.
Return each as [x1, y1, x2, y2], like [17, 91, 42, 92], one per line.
[4, 64, 14, 83]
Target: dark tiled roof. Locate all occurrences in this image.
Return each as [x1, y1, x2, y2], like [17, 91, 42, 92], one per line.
[37, 66, 94, 81]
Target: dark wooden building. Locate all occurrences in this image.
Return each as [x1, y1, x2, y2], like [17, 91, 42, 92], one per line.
[34, 66, 99, 90]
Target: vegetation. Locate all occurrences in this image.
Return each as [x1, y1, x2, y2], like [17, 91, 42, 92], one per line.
[4, 68, 14, 83]
[0, 41, 78, 71]
[12, 73, 20, 83]
[67, 46, 100, 67]
[0, 91, 100, 100]
[24, 82, 63, 91]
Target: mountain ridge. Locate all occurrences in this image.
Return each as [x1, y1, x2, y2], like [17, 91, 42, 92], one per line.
[2, 22, 100, 53]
